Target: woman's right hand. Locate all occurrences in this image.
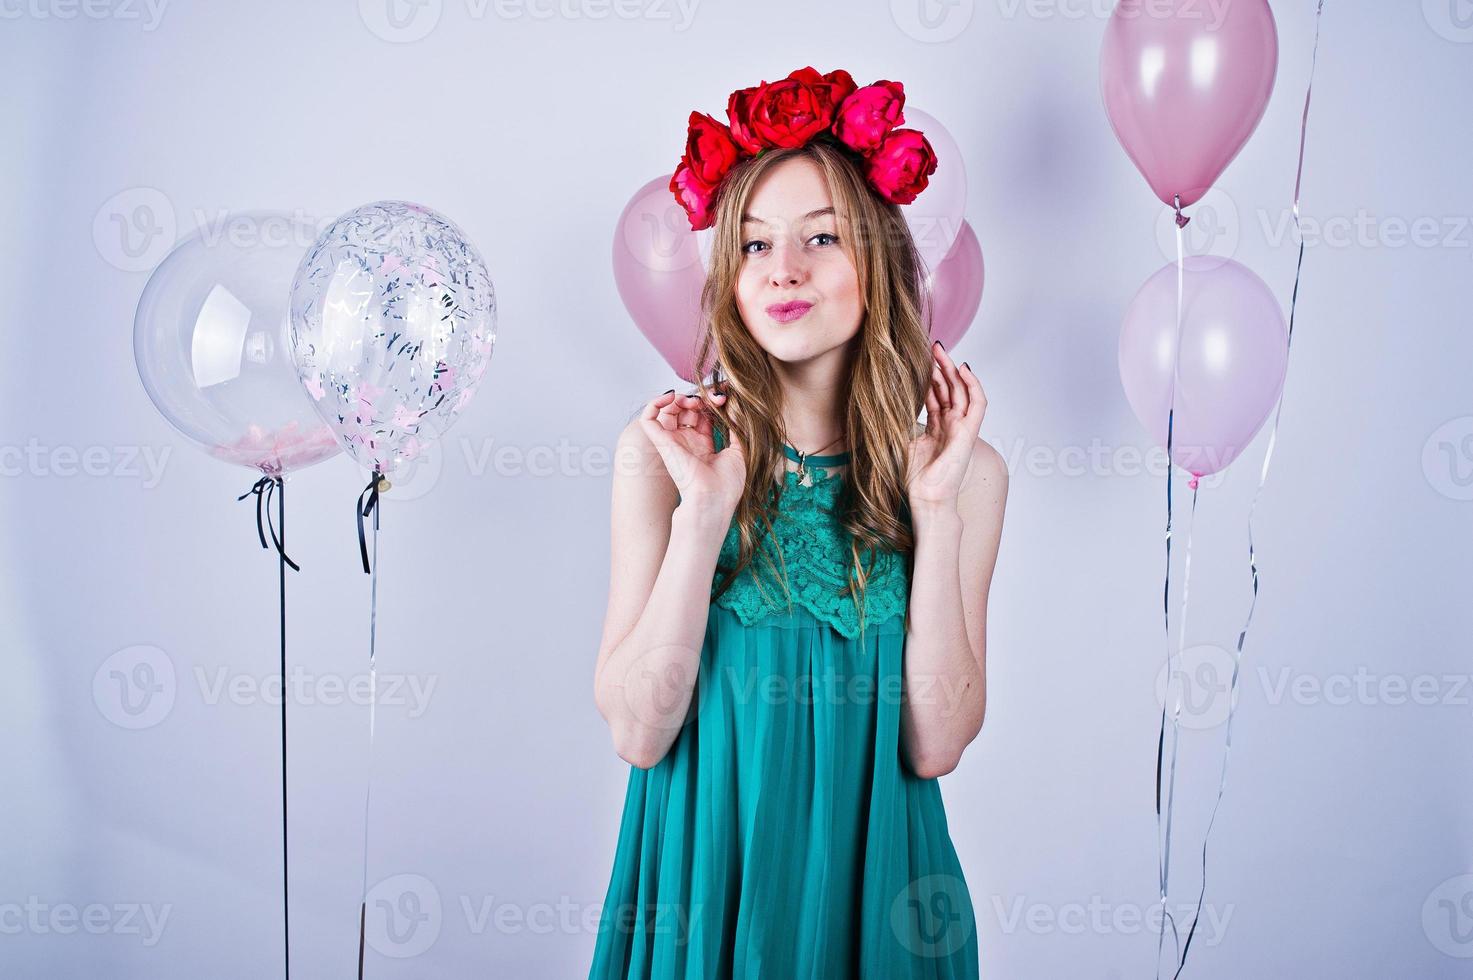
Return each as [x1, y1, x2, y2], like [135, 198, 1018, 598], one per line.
[639, 388, 746, 518]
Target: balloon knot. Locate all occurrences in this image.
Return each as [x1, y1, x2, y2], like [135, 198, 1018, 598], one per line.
[1187, 474, 1200, 490]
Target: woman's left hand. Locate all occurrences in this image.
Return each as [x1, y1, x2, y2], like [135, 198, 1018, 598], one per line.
[907, 341, 988, 507]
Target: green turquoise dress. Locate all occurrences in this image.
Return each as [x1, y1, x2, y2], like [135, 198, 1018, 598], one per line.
[589, 424, 979, 979]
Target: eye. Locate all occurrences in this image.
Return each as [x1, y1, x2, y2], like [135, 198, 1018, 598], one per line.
[742, 240, 768, 255]
[809, 232, 839, 247]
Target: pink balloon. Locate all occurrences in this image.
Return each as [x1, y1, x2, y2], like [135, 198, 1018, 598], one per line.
[1118, 256, 1287, 479]
[612, 175, 713, 383]
[902, 107, 968, 276]
[1101, 0, 1278, 211]
[923, 220, 984, 350]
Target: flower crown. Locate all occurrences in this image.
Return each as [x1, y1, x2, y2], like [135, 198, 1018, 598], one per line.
[670, 66, 939, 231]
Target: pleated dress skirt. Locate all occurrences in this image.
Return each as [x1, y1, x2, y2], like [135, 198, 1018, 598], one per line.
[588, 598, 980, 979]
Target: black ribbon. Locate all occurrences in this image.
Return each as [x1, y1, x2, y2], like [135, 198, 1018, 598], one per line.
[238, 476, 300, 572]
[357, 472, 384, 575]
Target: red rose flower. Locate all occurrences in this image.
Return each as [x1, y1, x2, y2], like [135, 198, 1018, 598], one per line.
[833, 80, 906, 156]
[865, 128, 938, 205]
[727, 67, 858, 152]
[670, 160, 719, 230]
[725, 84, 765, 155]
[682, 111, 744, 185]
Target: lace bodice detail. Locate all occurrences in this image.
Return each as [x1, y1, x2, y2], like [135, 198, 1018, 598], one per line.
[705, 425, 910, 640]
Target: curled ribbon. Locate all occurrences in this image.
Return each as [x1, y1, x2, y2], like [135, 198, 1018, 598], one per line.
[357, 471, 385, 575]
[238, 475, 301, 572]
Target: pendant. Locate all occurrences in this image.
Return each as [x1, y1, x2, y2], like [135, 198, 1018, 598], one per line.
[799, 468, 814, 487]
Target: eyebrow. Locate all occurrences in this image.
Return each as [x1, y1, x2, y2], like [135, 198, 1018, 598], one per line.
[741, 206, 835, 226]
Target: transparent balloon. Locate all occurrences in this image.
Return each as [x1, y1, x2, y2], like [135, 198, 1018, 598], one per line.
[133, 211, 341, 476]
[288, 201, 497, 479]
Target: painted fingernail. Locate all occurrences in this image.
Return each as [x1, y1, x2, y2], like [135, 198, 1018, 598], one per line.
[963, 361, 971, 371]
[663, 388, 675, 394]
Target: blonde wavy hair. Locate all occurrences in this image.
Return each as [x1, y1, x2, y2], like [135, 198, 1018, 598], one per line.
[689, 136, 936, 634]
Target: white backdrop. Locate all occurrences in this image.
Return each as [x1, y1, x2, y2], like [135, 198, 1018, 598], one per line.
[3, 1, 1470, 977]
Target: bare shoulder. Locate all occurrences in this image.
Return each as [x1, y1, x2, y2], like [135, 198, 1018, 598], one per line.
[614, 411, 677, 500]
[962, 437, 1008, 504]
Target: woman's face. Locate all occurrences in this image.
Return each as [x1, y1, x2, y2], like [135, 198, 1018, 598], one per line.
[733, 156, 863, 364]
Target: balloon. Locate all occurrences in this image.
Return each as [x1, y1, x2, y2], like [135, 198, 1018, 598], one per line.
[288, 201, 496, 479]
[1100, 0, 1277, 212]
[1118, 255, 1287, 479]
[923, 220, 984, 350]
[613, 175, 711, 383]
[902, 107, 968, 276]
[134, 211, 341, 476]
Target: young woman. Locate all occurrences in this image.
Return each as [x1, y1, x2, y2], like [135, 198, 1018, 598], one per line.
[590, 68, 1007, 978]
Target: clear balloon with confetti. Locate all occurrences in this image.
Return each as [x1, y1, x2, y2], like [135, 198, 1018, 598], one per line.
[288, 200, 496, 480]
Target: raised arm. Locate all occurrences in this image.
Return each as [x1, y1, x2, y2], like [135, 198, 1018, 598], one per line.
[592, 389, 744, 769]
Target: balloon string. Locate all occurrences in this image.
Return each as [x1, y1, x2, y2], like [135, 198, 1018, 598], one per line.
[278, 479, 291, 980]
[1169, 3, 1327, 975]
[238, 475, 301, 572]
[357, 472, 384, 575]
[1154, 201, 1188, 979]
[357, 494, 380, 980]
[235, 475, 295, 976]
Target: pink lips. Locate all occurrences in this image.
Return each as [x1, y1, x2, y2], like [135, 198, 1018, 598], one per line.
[766, 301, 814, 323]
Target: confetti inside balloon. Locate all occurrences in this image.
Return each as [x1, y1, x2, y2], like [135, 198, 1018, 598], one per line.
[288, 201, 496, 478]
